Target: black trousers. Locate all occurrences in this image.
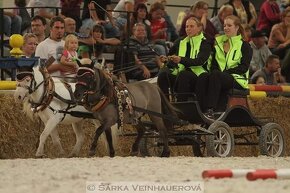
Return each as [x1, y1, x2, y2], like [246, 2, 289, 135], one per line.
[157, 67, 177, 97]
[175, 70, 198, 101]
[196, 70, 243, 112]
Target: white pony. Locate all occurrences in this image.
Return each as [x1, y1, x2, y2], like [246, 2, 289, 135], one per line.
[14, 60, 117, 158]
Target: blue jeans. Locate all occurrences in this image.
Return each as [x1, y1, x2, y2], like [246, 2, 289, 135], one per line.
[3, 15, 22, 36]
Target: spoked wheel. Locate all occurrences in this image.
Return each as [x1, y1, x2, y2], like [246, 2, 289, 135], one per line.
[206, 121, 234, 157]
[139, 135, 163, 157]
[259, 123, 285, 157]
[192, 135, 206, 157]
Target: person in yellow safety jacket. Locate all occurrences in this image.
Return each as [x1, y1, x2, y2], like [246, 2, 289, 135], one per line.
[157, 16, 212, 101]
[196, 15, 253, 119]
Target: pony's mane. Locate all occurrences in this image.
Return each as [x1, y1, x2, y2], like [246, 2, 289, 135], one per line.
[95, 68, 113, 97]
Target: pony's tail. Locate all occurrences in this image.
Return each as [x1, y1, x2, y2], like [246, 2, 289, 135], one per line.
[158, 87, 181, 129]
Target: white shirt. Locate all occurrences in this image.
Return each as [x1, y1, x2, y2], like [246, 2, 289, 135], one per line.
[35, 37, 65, 76]
[113, 0, 134, 18]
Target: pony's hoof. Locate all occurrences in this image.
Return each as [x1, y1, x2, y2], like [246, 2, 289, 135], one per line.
[130, 151, 138, 156]
[68, 153, 77, 158]
[109, 152, 115, 158]
[35, 154, 47, 158]
[161, 151, 170, 157]
[88, 150, 96, 157]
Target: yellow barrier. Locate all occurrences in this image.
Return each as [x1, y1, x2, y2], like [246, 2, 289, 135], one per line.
[0, 81, 16, 90]
[248, 91, 267, 99]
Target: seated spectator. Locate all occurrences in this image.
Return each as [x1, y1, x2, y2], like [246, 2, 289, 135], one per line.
[35, 16, 70, 76]
[81, 0, 119, 39]
[149, 2, 167, 42]
[257, 0, 281, 37]
[31, 15, 47, 43]
[78, 24, 121, 59]
[3, 10, 22, 37]
[155, 0, 178, 42]
[251, 75, 266, 85]
[22, 33, 38, 58]
[64, 17, 77, 35]
[60, 34, 79, 80]
[27, 0, 61, 19]
[127, 3, 151, 39]
[179, 1, 217, 44]
[268, 9, 290, 60]
[14, 0, 31, 33]
[249, 30, 272, 75]
[251, 55, 286, 85]
[227, 0, 257, 28]
[210, 4, 234, 35]
[127, 23, 163, 81]
[60, 0, 82, 31]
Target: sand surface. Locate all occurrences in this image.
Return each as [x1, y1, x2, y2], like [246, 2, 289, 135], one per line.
[1, 156, 290, 193]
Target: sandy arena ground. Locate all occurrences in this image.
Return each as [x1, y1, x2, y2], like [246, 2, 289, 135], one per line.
[1, 156, 290, 193]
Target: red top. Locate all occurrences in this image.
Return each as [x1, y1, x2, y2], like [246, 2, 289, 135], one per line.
[150, 18, 167, 41]
[257, 1, 280, 31]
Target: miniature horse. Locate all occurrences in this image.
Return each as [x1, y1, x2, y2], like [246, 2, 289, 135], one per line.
[74, 65, 179, 157]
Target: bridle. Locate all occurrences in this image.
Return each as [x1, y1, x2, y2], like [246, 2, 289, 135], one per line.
[16, 71, 45, 94]
[75, 67, 113, 112]
[16, 68, 55, 112]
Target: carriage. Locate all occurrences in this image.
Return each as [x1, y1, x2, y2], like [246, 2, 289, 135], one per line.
[9, 57, 286, 158]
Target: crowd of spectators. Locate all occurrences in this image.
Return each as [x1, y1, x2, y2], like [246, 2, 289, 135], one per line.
[1, 0, 290, 85]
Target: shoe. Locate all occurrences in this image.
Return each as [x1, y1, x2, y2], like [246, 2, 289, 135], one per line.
[204, 108, 215, 120]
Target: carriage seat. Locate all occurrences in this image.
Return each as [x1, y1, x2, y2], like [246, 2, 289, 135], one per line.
[227, 88, 250, 108]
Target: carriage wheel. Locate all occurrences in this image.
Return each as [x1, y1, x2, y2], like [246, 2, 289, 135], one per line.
[192, 135, 206, 157]
[139, 136, 163, 157]
[259, 123, 285, 157]
[206, 121, 234, 157]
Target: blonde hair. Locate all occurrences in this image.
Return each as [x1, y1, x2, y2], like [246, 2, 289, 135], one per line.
[64, 34, 78, 50]
[190, 1, 208, 12]
[23, 33, 37, 45]
[224, 15, 246, 40]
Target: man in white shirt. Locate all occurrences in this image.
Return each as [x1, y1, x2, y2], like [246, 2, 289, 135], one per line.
[35, 16, 77, 76]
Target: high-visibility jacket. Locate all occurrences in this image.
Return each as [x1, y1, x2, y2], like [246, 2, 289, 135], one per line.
[171, 33, 208, 76]
[213, 34, 250, 89]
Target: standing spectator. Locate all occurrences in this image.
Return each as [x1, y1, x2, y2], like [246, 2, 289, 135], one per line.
[31, 15, 47, 43]
[210, 4, 234, 35]
[60, 0, 82, 31]
[196, 15, 253, 117]
[22, 33, 38, 58]
[257, 0, 281, 37]
[227, 0, 257, 28]
[179, 1, 217, 44]
[251, 55, 286, 85]
[268, 9, 290, 60]
[35, 16, 75, 76]
[249, 30, 272, 75]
